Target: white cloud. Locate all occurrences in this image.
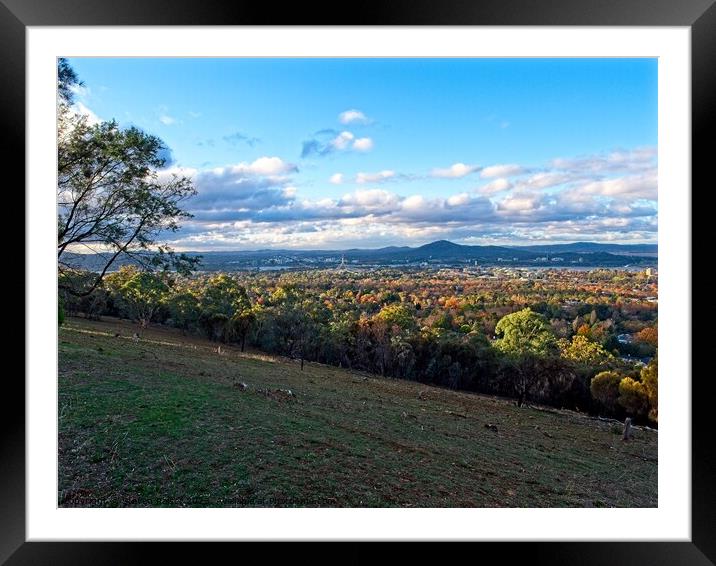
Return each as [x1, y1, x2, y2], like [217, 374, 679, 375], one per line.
[236, 156, 297, 176]
[447, 192, 471, 207]
[401, 195, 426, 212]
[164, 145, 657, 250]
[356, 170, 395, 184]
[339, 109, 371, 125]
[159, 114, 176, 126]
[479, 178, 513, 195]
[331, 131, 355, 150]
[303, 130, 373, 157]
[550, 147, 656, 173]
[480, 164, 526, 178]
[574, 171, 657, 200]
[352, 137, 374, 152]
[496, 191, 546, 214]
[431, 163, 481, 179]
[519, 171, 577, 190]
[73, 102, 101, 126]
[340, 189, 401, 211]
[69, 83, 90, 98]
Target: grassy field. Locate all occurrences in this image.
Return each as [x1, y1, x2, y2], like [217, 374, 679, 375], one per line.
[58, 316, 657, 508]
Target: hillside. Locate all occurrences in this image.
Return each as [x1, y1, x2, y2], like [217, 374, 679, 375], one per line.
[58, 317, 657, 507]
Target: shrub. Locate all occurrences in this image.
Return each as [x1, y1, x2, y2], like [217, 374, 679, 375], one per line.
[590, 370, 622, 412]
[618, 377, 649, 417]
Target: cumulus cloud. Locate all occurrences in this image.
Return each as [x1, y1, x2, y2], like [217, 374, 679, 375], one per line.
[339, 189, 401, 212]
[65, 83, 102, 125]
[166, 145, 658, 250]
[234, 156, 297, 176]
[395, 193, 494, 223]
[331, 131, 355, 150]
[480, 164, 527, 178]
[447, 193, 471, 207]
[160, 157, 299, 221]
[352, 137, 374, 151]
[495, 191, 548, 215]
[560, 171, 657, 204]
[430, 163, 481, 179]
[356, 170, 395, 184]
[339, 109, 372, 125]
[518, 171, 579, 190]
[479, 178, 513, 195]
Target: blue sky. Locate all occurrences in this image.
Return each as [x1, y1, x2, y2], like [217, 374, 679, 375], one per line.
[66, 57, 658, 250]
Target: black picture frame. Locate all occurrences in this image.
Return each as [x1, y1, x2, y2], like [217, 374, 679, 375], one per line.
[7, 0, 714, 563]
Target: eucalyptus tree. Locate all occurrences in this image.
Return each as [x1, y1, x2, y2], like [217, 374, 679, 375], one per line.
[494, 307, 557, 407]
[57, 58, 198, 296]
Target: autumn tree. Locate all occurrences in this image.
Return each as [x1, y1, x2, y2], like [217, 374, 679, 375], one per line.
[375, 303, 416, 332]
[558, 335, 614, 366]
[635, 325, 658, 347]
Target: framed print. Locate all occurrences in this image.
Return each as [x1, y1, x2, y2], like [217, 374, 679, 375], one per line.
[7, 0, 715, 563]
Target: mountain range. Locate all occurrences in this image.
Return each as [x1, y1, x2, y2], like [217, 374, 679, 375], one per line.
[61, 241, 658, 271]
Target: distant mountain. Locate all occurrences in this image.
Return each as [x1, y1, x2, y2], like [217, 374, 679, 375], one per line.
[507, 242, 658, 255]
[60, 240, 658, 272]
[417, 239, 463, 253]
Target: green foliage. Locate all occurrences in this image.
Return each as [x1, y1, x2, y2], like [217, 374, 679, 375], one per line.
[590, 370, 622, 412]
[641, 354, 658, 422]
[58, 57, 82, 104]
[198, 275, 254, 344]
[558, 335, 614, 366]
[165, 289, 200, 333]
[111, 267, 169, 327]
[618, 377, 649, 417]
[494, 308, 556, 357]
[375, 303, 415, 331]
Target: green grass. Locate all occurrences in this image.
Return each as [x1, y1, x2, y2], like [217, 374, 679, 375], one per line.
[59, 316, 657, 507]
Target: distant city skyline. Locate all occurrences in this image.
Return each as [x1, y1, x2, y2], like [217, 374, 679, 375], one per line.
[66, 57, 658, 251]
